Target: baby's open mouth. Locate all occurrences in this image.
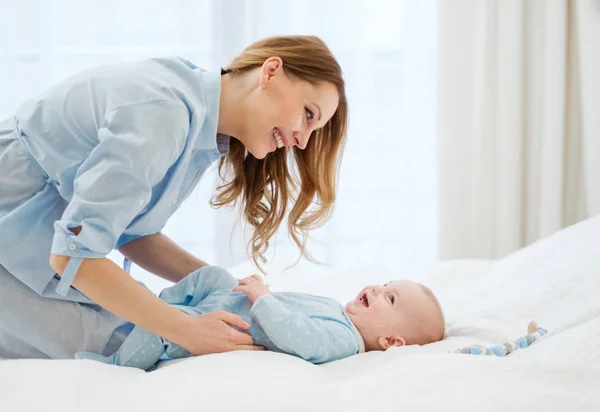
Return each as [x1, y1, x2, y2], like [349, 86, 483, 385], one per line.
[360, 293, 369, 307]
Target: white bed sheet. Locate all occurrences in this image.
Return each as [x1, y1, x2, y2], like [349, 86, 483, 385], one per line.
[1, 216, 600, 411]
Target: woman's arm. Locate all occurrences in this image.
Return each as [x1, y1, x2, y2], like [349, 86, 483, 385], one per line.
[119, 233, 208, 283]
[49, 255, 262, 355]
[45, 101, 264, 355]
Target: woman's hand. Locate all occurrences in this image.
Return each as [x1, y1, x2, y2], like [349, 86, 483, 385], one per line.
[233, 274, 271, 304]
[175, 311, 265, 356]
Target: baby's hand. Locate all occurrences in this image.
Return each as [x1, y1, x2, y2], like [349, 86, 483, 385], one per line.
[233, 274, 271, 303]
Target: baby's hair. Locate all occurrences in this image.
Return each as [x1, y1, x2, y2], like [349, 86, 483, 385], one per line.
[384, 280, 446, 344]
[419, 284, 446, 341]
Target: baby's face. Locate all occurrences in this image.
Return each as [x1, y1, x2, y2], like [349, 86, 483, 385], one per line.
[345, 280, 443, 351]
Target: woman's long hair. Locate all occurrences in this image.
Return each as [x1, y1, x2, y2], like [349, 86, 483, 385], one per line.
[211, 35, 348, 269]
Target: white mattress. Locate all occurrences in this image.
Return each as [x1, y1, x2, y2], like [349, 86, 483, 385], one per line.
[2, 216, 600, 411]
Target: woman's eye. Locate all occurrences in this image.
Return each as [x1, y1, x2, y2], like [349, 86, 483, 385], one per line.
[305, 108, 314, 121]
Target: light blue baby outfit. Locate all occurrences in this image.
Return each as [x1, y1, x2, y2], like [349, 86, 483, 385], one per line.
[78, 266, 365, 369]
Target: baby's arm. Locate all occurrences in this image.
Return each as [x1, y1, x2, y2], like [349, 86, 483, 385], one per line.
[250, 295, 359, 363]
[234, 274, 359, 363]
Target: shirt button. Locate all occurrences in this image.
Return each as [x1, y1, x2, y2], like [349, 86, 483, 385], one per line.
[138, 199, 145, 206]
[68, 244, 77, 251]
[171, 198, 178, 206]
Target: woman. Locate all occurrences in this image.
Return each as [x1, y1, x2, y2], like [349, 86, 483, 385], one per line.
[0, 35, 347, 359]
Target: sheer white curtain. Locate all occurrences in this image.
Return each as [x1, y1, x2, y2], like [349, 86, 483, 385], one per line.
[0, 0, 438, 292]
[437, 0, 600, 261]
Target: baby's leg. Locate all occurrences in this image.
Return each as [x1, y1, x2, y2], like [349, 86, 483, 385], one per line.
[78, 306, 197, 370]
[159, 266, 238, 306]
[77, 325, 167, 370]
[108, 326, 169, 369]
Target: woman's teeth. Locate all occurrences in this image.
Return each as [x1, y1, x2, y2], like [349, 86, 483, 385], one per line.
[273, 128, 284, 149]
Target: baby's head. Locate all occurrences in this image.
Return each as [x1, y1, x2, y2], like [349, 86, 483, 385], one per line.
[345, 280, 445, 351]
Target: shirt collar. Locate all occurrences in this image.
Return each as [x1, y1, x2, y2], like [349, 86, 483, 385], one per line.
[347, 315, 366, 353]
[194, 68, 226, 154]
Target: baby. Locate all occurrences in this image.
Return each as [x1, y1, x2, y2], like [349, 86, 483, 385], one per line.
[78, 266, 445, 369]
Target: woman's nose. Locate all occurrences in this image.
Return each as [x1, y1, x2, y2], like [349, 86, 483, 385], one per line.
[293, 131, 309, 149]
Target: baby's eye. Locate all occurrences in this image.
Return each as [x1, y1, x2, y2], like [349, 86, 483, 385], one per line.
[389, 295, 395, 305]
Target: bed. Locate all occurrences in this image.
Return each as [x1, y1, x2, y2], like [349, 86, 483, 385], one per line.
[1, 216, 599, 411]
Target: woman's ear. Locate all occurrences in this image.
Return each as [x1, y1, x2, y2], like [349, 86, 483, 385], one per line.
[260, 57, 283, 87]
[377, 335, 406, 350]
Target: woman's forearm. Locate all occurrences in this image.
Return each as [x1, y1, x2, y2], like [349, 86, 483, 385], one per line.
[118, 233, 209, 283]
[50, 255, 190, 343]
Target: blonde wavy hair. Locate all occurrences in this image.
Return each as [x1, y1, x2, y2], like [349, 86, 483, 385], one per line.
[211, 35, 348, 269]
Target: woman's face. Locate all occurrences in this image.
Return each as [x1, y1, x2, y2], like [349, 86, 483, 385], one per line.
[240, 57, 340, 159]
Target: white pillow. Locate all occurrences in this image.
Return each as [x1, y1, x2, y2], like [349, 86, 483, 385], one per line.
[438, 215, 600, 348]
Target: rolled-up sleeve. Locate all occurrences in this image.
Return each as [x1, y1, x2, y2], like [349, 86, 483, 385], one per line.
[52, 100, 189, 295]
